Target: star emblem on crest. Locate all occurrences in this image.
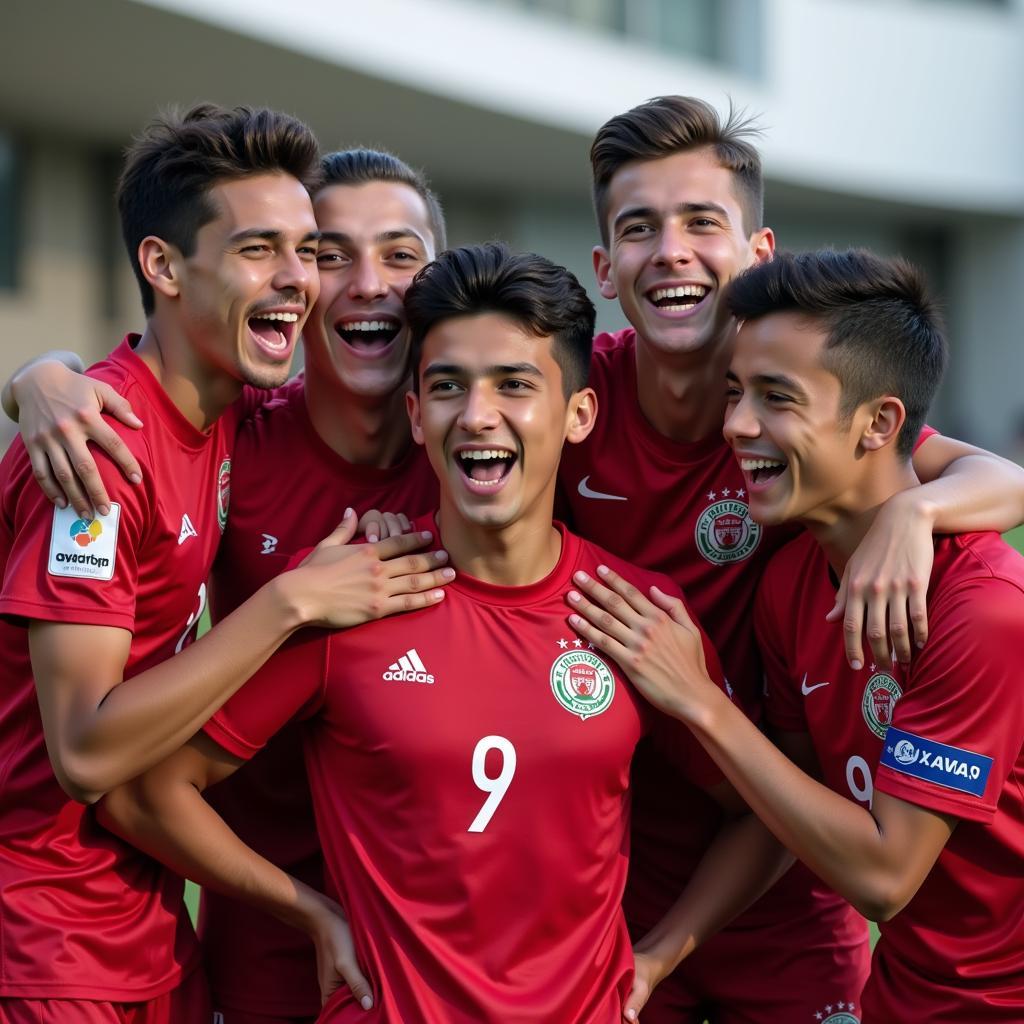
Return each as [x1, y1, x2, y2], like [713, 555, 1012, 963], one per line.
[736, 488, 745, 498]
[722, 487, 731, 496]
[707, 490, 716, 500]
[557, 638, 569, 649]
[573, 638, 583, 648]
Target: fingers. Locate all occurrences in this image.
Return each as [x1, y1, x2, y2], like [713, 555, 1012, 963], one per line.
[864, 590, 892, 670]
[568, 580, 641, 648]
[907, 579, 929, 652]
[40, 439, 93, 519]
[315, 509, 358, 549]
[622, 975, 651, 1022]
[566, 608, 631, 665]
[56, 433, 117, 518]
[374, 529, 435, 560]
[825, 566, 849, 624]
[841, 588, 866, 671]
[336, 956, 374, 1012]
[649, 585, 698, 633]
[887, 591, 913, 668]
[358, 509, 413, 542]
[570, 569, 647, 633]
[385, 562, 455, 599]
[95, 382, 144, 429]
[594, 564, 655, 617]
[27, 443, 70, 510]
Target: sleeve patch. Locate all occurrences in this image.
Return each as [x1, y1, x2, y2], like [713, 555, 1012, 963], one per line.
[880, 727, 992, 798]
[48, 503, 121, 581]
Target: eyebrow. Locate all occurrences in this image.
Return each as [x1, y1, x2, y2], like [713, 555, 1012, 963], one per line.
[726, 369, 808, 397]
[318, 228, 427, 247]
[228, 228, 321, 244]
[422, 361, 544, 379]
[613, 201, 730, 234]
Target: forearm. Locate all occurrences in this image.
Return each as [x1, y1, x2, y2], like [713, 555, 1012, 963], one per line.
[682, 692, 899, 918]
[634, 812, 793, 978]
[41, 575, 309, 798]
[907, 453, 1024, 534]
[3, 350, 84, 421]
[100, 775, 327, 935]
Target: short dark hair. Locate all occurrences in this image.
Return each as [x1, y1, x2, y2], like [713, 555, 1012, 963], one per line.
[319, 148, 447, 251]
[726, 249, 947, 459]
[118, 104, 322, 315]
[591, 95, 764, 246]
[404, 242, 595, 397]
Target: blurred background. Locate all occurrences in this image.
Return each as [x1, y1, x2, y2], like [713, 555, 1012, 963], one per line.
[2, 0, 1023, 456]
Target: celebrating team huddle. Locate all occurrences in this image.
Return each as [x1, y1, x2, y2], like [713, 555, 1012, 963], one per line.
[0, 96, 1022, 1024]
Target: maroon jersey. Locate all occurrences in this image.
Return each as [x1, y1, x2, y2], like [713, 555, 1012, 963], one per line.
[557, 327, 833, 938]
[0, 337, 253, 999]
[760, 530, 1024, 1021]
[205, 516, 728, 1024]
[203, 377, 438, 1017]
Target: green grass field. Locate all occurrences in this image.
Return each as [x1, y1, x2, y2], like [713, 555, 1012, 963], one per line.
[184, 527, 1024, 956]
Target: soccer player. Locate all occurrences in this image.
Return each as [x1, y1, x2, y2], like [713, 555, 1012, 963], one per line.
[0, 108, 449, 1022]
[201, 149, 444, 1024]
[567, 249, 1024, 1022]
[99, 243, 791, 1023]
[556, 96, 1024, 1022]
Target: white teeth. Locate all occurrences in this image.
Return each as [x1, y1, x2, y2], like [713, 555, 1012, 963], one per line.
[740, 458, 786, 471]
[340, 320, 398, 332]
[252, 311, 299, 322]
[651, 285, 709, 302]
[458, 449, 514, 461]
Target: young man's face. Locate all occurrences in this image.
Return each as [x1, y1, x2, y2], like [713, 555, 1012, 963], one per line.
[724, 312, 868, 527]
[175, 172, 319, 389]
[594, 148, 773, 359]
[407, 312, 595, 532]
[304, 180, 436, 399]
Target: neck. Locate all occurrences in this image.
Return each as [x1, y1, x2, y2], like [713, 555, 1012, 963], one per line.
[304, 371, 412, 467]
[804, 459, 922, 577]
[134, 321, 242, 431]
[436, 497, 563, 588]
[633, 327, 735, 443]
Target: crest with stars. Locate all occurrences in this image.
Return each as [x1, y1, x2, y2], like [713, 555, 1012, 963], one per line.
[694, 489, 761, 565]
[550, 640, 615, 721]
[814, 1001, 859, 1024]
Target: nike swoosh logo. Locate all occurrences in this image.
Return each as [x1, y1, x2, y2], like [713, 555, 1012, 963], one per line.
[800, 672, 830, 696]
[577, 475, 627, 502]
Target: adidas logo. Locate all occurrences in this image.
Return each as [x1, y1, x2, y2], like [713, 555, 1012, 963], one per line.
[383, 648, 435, 684]
[178, 513, 198, 545]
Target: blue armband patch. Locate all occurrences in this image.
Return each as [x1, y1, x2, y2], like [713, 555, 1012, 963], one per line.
[880, 727, 992, 798]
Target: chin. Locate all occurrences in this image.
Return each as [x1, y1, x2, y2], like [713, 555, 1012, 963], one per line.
[240, 363, 293, 391]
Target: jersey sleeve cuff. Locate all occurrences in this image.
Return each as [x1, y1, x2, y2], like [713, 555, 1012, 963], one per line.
[202, 715, 265, 761]
[874, 766, 997, 824]
[0, 598, 135, 632]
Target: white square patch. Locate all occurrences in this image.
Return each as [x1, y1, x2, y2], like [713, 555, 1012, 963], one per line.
[48, 503, 121, 581]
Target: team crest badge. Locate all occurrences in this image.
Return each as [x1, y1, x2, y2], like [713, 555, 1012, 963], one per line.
[861, 671, 902, 738]
[695, 498, 761, 565]
[814, 1006, 859, 1024]
[217, 457, 231, 532]
[550, 649, 615, 720]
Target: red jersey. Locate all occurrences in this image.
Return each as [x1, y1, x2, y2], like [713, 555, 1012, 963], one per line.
[204, 516, 728, 1024]
[0, 337, 254, 1000]
[203, 377, 438, 1017]
[556, 327, 830, 936]
[759, 530, 1024, 1021]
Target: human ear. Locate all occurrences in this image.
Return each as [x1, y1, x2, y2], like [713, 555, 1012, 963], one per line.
[138, 236, 181, 300]
[565, 387, 598, 445]
[860, 396, 906, 453]
[593, 247, 617, 301]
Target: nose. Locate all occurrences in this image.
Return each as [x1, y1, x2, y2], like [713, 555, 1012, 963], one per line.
[722, 390, 761, 446]
[653, 222, 694, 269]
[457, 383, 501, 434]
[272, 247, 314, 297]
[347, 258, 387, 302]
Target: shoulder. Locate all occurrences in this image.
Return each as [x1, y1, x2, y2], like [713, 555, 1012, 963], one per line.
[929, 533, 1024, 627]
[760, 530, 819, 594]
[588, 329, 635, 386]
[572, 531, 675, 596]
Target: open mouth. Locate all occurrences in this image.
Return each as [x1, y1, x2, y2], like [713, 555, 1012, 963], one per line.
[335, 318, 402, 355]
[455, 447, 518, 489]
[740, 457, 787, 488]
[247, 311, 299, 357]
[647, 284, 711, 314]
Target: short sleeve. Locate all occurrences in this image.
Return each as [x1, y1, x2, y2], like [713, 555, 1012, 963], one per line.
[0, 434, 149, 632]
[756, 572, 805, 733]
[203, 628, 329, 760]
[875, 578, 1024, 823]
[645, 578, 729, 792]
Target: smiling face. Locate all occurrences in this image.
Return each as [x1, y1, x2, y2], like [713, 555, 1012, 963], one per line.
[173, 172, 319, 389]
[406, 312, 596, 534]
[723, 311, 880, 528]
[594, 148, 773, 359]
[303, 180, 436, 399]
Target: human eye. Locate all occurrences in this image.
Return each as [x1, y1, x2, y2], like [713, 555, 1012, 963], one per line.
[725, 384, 742, 403]
[297, 243, 319, 261]
[500, 378, 533, 394]
[316, 250, 347, 268]
[620, 222, 653, 238]
[239, 243, 272, 256]
[764, 392, 794, 405]
[428, 379, 461, 394]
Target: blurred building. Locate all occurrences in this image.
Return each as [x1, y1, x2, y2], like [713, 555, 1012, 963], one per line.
[2, 0, 1022, 452]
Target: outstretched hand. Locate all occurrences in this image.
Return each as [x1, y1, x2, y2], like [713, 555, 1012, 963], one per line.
[292, 509, 454, 628]
[826, 496, 933, 669]
[11, 359, 144, 518]
[566, 564, 718, 723]
[622, 950, 662, 1022]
